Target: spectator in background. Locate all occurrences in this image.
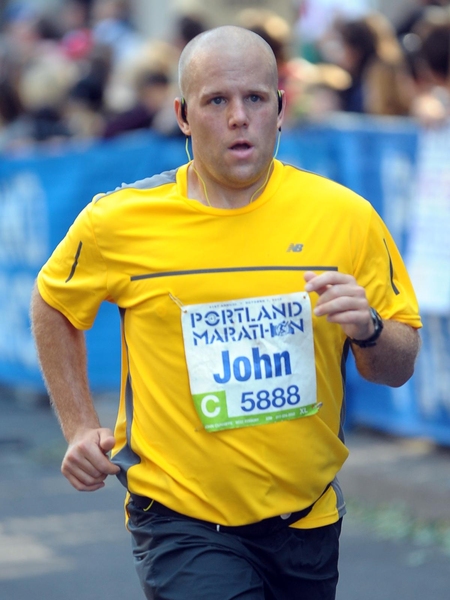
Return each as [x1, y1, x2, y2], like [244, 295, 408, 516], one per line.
[91, 0, 144, 67]
[1, 3, 40, 69]
[134, 12, 210, 137]
[102, 69, 171, 139]
[0, 7, 77, 149]
[420, 18, 450, 85]
[60, 0, 93, 33]
[0, 2, 94, 148]
[396, 1, 450, 88]
[333, 14, 414, 116]
[64, 43, 112, 139]
[0, 75, 31, 151]
[396, 0, 450, 40]
[364, 12, 416, 115]
[409, 8, 450, 124]
[172, 13, 209, 53]
[237, 8, 351, 124]
[297, 0, 372, 63]
[60, 0, 94, 62]
[18, 52, 75, 144]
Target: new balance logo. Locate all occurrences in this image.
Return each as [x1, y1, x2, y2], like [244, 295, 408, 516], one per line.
[287, 243, 304, 252]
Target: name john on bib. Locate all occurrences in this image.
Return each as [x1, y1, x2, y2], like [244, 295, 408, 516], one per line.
[181, 292, 319, 432]
[213, 347, 291, 383]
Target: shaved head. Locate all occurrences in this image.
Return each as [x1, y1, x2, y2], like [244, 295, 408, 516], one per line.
[178, 26, 278, 98]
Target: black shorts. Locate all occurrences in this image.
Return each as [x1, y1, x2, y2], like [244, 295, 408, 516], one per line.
[127, 499, 342, 600]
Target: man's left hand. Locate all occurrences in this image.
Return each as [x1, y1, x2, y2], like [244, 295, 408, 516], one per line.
[304, 271, 375, 341]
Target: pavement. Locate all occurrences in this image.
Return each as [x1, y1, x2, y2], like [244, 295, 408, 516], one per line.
[1, 387, 450, 599]
[340, 424, 450, 523]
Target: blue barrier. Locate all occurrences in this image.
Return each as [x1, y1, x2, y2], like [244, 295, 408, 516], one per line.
[0, 132, 187, 391]
[1, 117, 448, 444]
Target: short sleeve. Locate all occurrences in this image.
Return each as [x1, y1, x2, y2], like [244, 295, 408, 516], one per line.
[353, 208, 422, 328]
[37, 202, 111, 329]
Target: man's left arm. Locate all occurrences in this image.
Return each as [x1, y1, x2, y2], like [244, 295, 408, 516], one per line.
[304, 271, 421, 388]
[349, 319, 420, 387]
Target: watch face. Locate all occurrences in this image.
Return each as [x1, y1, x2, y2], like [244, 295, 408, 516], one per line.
[371, 308, 382, 333]
[370, 308, 378, 331]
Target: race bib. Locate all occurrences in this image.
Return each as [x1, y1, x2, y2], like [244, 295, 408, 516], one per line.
[181, 292, 319, 432]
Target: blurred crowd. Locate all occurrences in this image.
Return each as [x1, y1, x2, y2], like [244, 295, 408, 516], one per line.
[1, 0, 450, 153]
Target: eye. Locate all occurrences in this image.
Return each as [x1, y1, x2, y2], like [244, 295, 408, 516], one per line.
[211, 97, 225, 105]
[248, 94, 262, 103]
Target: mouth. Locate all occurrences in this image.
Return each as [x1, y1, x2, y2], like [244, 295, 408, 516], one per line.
[229, 141, 253, 151]
[228, 141, 254, 159]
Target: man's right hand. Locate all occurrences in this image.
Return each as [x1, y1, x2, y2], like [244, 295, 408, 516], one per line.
[61, 427, 120, 491]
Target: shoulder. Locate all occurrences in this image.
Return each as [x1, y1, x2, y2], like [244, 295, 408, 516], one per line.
[77, 167, 180, 235]
[95, 167, 179, 204]
[280, 162, 372, 213]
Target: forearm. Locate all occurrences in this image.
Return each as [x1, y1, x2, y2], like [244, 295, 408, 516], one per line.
[30, 284, 100, 442]
[351, 320, 421, 388]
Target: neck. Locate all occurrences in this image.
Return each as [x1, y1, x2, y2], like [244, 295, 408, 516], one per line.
[188, 161, 274, 209]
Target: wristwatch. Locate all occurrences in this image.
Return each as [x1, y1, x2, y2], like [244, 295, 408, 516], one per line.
[349, 308, 384, 348]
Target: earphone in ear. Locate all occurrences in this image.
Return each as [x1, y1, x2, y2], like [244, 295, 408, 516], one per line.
[181, 97, 188, 123]
[277, 90, 283, 115]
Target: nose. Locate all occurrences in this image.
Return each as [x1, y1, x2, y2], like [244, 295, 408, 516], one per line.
[228, 99, 248, 129]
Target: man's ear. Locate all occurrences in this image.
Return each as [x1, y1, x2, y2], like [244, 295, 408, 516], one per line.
[174, 97, 191, 136]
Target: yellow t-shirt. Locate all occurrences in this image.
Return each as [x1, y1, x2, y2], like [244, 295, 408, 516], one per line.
[37, 160, 421, 528]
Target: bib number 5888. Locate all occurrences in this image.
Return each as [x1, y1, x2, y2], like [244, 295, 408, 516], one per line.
[241, 385, 301, 412]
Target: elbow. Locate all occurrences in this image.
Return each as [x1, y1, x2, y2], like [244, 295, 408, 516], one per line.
[385, 353, 419, 388]
[389, 335, 422, 387]
[386, 366, 415, 388]
[356, 347, 419, 388]
[356, 326, 421, 388]
[360, 367, 414, 388]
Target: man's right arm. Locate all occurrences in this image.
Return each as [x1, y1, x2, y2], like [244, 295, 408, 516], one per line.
[30, 284, 119, 491]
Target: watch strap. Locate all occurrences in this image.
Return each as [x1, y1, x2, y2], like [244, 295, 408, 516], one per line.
[349, 308, 384, 348]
